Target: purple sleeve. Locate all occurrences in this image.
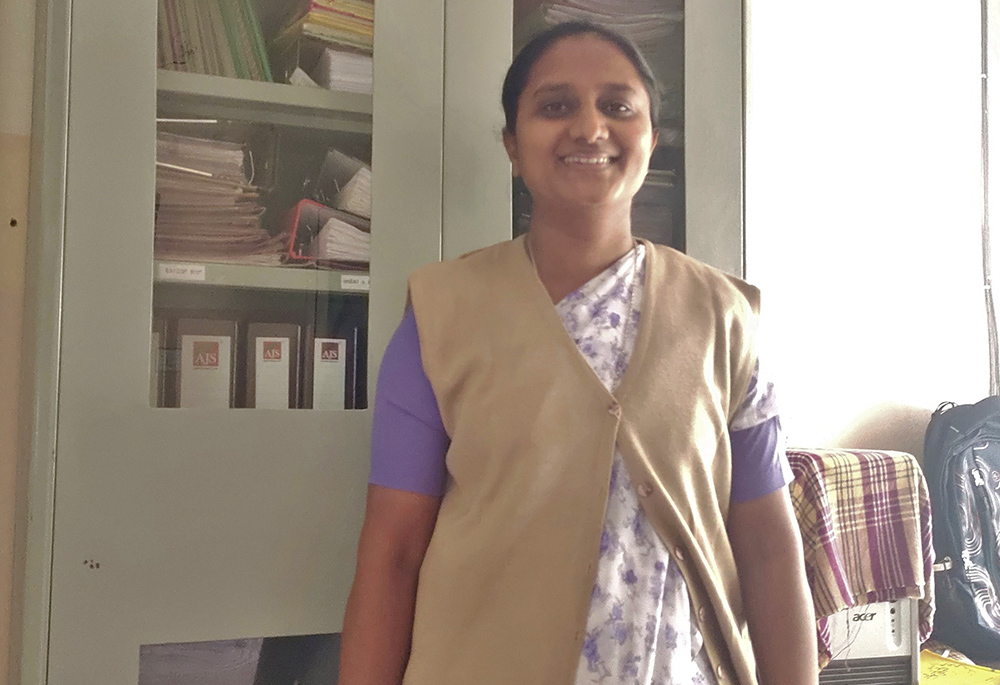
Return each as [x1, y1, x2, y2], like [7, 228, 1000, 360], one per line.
[369, 308, 449, 496]
[729, 416, 794, 503]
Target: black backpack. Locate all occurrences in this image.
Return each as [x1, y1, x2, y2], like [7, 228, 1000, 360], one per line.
[925, 396, 1000, 661]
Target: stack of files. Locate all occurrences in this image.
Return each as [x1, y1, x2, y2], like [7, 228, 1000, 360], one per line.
[309, 214, 371, 266]
[271, 0, 374, 57]
[314, 148, 372, 219]
[515, 1, 682, 49]
[157, 0, 273, 81]
[155, 132, 285, 266]
[312, 47, 373, 94]
[334, 165, 371, 219]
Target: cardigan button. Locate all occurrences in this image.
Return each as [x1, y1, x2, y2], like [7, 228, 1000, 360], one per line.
[607, 401, 621, 417]
[716, 664, 727, 680]
[673, 546, 684, 562]
[636, 481, 653, 497]
[698, 606, 707, 622]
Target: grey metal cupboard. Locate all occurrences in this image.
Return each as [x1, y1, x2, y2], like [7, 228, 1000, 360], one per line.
[19, 0, 743, 682]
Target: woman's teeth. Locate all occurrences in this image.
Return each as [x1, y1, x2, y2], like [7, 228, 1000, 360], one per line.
[563, 156, 612, 165]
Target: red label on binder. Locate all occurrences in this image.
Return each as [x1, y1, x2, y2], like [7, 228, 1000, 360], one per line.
[262, 341, 283, 361]
[321, 342, 340, 361]
[193, 341, 220, 368]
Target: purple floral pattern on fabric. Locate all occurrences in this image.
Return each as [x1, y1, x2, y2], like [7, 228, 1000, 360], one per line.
[556, 245, 718, 685]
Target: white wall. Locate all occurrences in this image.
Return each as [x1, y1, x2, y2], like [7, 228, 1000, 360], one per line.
[745, 1, 987, 461]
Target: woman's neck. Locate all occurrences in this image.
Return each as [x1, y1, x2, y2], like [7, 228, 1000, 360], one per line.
[527, 203, 635, 303]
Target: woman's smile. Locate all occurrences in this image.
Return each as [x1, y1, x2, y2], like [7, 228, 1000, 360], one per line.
[561, 154, 617, 166]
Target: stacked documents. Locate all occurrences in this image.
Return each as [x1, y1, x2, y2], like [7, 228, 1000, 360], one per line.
[269, 0, 374, 88]
[154, 132, 284, 266]
[516, 1, 682, 48]
[309, 215, 371, 265]
[313, 148, 372, 219]
[313, 47, 373, 94]
[271, 0, 374, 57]
[157, 0, 273, 81]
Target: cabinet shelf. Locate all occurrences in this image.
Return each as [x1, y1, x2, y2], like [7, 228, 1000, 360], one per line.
[154, 260, 370, 294]
[157, 69, 373, 134]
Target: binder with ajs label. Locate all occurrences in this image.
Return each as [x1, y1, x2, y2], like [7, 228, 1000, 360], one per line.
[245, 322, 301, 409]
[175, 318, 237, 408]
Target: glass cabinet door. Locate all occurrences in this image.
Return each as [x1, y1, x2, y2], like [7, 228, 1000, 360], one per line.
[442, 0, 744, 275]
[38, 0, 444, 681]
[152, 3, 375, 411]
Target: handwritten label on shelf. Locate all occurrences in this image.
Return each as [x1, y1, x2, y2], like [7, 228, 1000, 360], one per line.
[158, 262, 206, 282]
[341, 274, 370, 292]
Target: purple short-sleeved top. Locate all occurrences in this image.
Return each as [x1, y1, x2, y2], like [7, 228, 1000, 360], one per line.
[370, 308, 791, 503]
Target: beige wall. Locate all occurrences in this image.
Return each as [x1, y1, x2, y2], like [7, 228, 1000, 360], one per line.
[1, 0, 37, 680]
[744, 1, 987, 461]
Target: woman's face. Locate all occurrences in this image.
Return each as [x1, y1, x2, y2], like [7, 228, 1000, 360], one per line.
[504, 34, 659, 213]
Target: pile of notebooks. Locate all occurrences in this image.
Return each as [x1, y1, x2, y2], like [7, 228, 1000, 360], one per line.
[154, 132, 286, 266]
[269, 0, 374, 93]
[157, 0, 273, 81]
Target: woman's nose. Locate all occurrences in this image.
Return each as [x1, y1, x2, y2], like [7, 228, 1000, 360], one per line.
[568, 105, 608, 143]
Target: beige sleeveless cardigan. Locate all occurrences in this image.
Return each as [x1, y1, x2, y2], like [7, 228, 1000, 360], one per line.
[404, 236, 760, 685]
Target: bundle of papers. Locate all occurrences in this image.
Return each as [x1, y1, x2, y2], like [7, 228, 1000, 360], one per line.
[309, 215, 371, 265]
[516, 1, 682, 49]
[154, 132, 285, 266]
[273, 0, 374, 55]
[314, 148, 372, 219]
[313, 47, 373, 94]
[335, 166, 372, 219]
[157, 0, 273, 81]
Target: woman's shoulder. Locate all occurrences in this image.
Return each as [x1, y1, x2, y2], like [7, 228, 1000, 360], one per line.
[410, 237, 527, 286]
[646, 241, 760, 315]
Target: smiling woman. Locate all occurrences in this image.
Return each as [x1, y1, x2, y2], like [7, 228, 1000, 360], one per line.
[339, 21, 818, 685]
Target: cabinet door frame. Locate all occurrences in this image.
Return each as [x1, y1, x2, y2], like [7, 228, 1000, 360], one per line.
[19, 0, 73, 680]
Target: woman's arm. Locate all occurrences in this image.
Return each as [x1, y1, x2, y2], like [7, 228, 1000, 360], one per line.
[728, 488, 818, 685]
[339, 484, 442, 685]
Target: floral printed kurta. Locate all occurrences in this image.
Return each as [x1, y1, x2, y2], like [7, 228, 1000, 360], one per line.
[556, 244, 717, 685]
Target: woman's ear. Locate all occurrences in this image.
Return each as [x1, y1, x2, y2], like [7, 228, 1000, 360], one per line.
[502, 129, 521, 177]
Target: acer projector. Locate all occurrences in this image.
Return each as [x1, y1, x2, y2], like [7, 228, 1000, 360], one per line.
[819, 599, 920, 684]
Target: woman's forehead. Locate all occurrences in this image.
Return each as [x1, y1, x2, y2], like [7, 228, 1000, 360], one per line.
[524, 34, 644, 91]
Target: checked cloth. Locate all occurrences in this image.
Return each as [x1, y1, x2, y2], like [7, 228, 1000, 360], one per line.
[788, 448, 934, 666]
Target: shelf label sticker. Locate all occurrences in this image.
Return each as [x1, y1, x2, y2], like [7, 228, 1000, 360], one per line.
[158, 262, 206, 282]
[341, 274, 370, 292]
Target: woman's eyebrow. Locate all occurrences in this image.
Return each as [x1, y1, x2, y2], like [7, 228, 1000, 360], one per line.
[530, 82, 639, 97]
[603, 83, 639, 95]
[530, 83, 573, 97]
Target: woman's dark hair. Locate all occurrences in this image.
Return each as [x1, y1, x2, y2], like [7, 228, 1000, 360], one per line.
[501, 21, 662, 134]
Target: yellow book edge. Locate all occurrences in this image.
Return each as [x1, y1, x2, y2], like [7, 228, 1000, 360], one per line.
[921, 649, 1000, 684]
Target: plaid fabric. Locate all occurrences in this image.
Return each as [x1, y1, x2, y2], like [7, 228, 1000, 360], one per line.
[788, 448, 934, 666]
